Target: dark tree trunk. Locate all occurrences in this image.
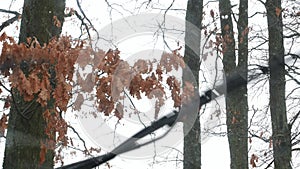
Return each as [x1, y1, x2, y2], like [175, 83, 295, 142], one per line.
[19, 0, 65, 44]
[266, 0, 292, 168]
[183, 0, 203, 169]
[219, 0, 248, 168]
[3, 0, 65, 169]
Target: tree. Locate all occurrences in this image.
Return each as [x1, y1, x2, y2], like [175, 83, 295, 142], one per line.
[183, 0, 203, 169]
[219, 0, 248, 168]
[2, 0, 66, 168]
[266, 0, 292, 168]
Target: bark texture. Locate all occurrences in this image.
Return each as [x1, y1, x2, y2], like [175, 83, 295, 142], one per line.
[219, 0, 248, 168]
[3, 1, 65, 168]
[183, 0, 203, 169]
[266, 0, 292, 168]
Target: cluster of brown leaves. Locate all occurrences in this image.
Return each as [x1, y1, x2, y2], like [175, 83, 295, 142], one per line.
[43, 109, 68, 146]
[0, 32, 196, 163]
[250, 154, 259, 167]
[95, 49, 191, 119]
[0, 33, 82, 160]
[0, 113, 8, 137]
[0, 33, 81, 111]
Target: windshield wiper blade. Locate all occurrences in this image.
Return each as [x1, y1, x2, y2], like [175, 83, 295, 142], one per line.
[56, 111, 179, 169]
[56, 69, 249, 169]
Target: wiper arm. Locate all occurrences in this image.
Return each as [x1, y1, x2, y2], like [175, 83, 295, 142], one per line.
[56, 111, 179, 169]
[56, 68, 249, 169]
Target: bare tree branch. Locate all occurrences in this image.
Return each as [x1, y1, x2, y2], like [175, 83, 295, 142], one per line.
[64, 1, 100, 46]
[67, 124, 89, 154]
[0, 9, 21, 32]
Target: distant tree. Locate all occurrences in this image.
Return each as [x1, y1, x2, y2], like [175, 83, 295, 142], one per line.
[183, 0, 203, 169]
[219, 0, 249, 168]
[266, 0, 292, 168]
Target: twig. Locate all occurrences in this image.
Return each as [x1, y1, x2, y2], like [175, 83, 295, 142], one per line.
[0, 9, 20, 15]
[289, 111, 300, 128]
[264, 159, 274, 169]
[123, 90, 147, 127]
[0, 9, 21, 32]
[292, 148, 300, 151]
[0, 81, 11, 93]
[75, 0, 100, 46]
[67, 124, 89, 154]
[248, 131, 270, 143]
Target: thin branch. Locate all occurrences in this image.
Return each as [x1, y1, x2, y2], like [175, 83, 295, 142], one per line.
[67, 124, 89, 154]
[146, 0, 152, 8]
[291, 131, 300, 146]
[286, 72, 300, 85]
[76, 0, 96, 39]
[283, 25, 300, 38]
[264, 159, 274, 169]
[292, 148, 300, 151]
[0, 9, 20, 15]
[248, 131, 270, 143]
[203, 0, 218, 7]
[0, 9, 21, 32]
[249, 11, 266, 18]
[257, 0, 266, 5]
[151, 7, 186, 12]
[123, 90, 147, 127]
[64, 1, 100, 47]
[0, 80, 11, 93]
[156, 0, 175, 52]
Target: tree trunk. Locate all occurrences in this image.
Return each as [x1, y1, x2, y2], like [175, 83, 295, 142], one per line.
[266, 0, 292, 168]
[219, 0, 248, 168]
[3, 0, 65, 168]
[183, 0, 203, 169]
